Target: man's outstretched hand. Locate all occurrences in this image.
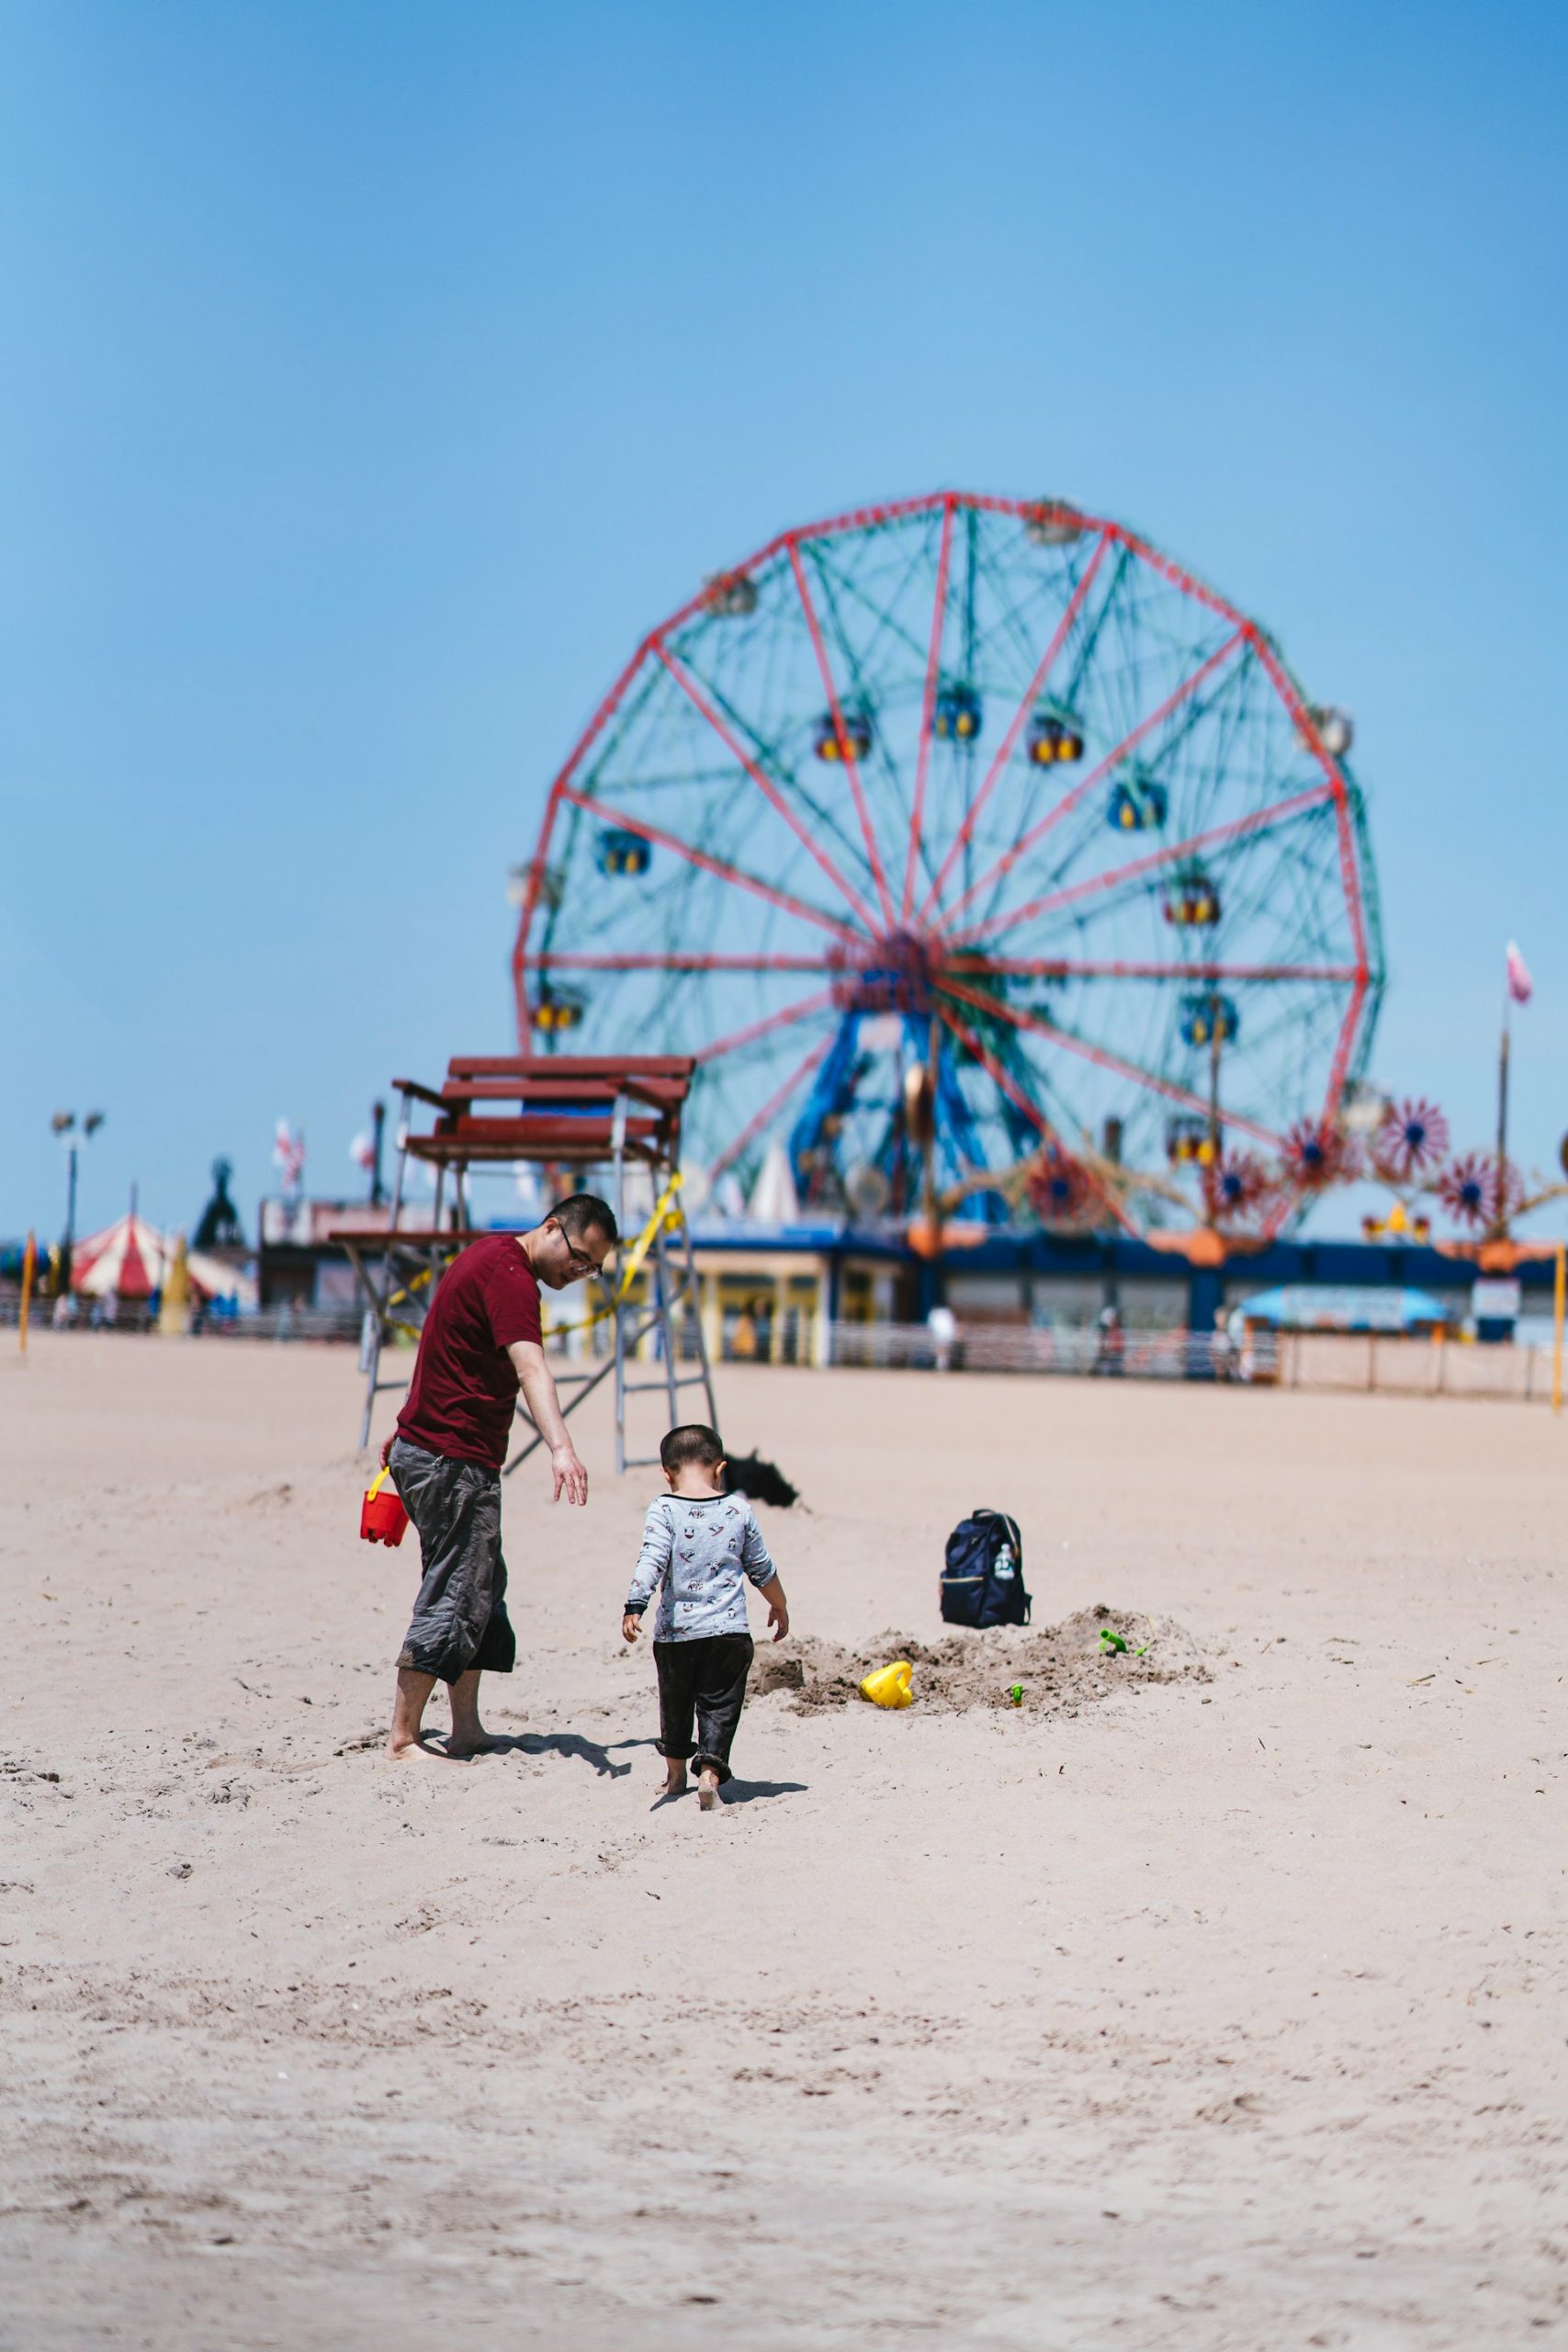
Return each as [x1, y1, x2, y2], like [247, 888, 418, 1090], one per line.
[552, 1442, 588, 1506]
[379, 1432, 395, 1469]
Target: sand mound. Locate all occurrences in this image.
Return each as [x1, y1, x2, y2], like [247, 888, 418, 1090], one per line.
[750, 1604, 1211, 1716]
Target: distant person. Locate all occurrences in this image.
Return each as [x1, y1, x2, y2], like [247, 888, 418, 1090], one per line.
[1211, 1305, 1234, 1381]
[380, 1193, 617, 1760]
[621, 1423, 789, 1810]
[1094, 1303, 1123, 1376]
[926, 1299, 958, 1373]
[729, 1303, 758, 1361]
[52, 1292, 77, 1330]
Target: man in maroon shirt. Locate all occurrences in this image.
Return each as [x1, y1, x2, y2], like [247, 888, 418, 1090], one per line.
[378, 1192, 617, 1759]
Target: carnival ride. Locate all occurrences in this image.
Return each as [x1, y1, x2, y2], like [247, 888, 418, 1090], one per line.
[511, 491, 1386, 1242]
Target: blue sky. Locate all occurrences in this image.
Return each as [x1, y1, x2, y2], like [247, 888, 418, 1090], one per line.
[5, 0, 1566, 1241]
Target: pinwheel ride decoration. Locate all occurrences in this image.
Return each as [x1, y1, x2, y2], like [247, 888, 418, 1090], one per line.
[512, 492, 1383, 1233]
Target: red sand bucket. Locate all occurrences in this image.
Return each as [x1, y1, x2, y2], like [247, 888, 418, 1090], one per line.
[360, 1464, 410, 1547]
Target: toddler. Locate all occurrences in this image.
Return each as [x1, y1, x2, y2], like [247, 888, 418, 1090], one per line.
[621, 1424, 789, 1809]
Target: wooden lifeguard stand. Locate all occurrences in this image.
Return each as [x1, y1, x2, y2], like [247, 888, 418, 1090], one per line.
[335, 1054, 717, 1474]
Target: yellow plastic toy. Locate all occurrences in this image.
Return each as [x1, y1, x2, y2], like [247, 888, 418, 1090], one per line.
[859, 1660, 913, 1709]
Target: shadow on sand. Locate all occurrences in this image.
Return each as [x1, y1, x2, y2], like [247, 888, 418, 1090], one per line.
[722, 1778, 808, 1805]
[434, 1731, 658, 1779]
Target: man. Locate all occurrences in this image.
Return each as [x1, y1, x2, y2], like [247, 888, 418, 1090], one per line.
[379, 1192, 618, 1759]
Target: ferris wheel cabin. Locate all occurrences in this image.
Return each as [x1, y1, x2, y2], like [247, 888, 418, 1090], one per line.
[1164, 870, 1222, 926]
[932, 684, 982, 741]
[813, 711, 874, 763]
[1108, 775, 1168, 831]
[595, 827, 652, 878]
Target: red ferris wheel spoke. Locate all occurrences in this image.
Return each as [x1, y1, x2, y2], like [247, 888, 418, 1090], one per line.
[695, 987, 838, 1066]
[1240, 972, 1372, 1243]
[652, 642, 880, 934]
[949, 780, 1336, 951]
[938, 628, 1248, 934]
[1321, 971, 1371, 1132]
[933, 1004, 1140, 1239]
[901, 493, 958, 923]
[917, 533, 1113, 925]
[787, 541, 897, 931]
[557, 785, 858, 943]
[520, 952, 834, 974]
[947, 956, 1360, 983]
[1247, 631, 1370, 975]
[707, 1031, 834, 1183]
[936, 973, 1286, 1152]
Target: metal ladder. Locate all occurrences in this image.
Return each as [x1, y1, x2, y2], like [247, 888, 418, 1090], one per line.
[504, 1091, 718, 1476]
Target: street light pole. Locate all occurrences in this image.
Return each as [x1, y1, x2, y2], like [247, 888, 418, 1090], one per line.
[51, 1109, 105, 1295]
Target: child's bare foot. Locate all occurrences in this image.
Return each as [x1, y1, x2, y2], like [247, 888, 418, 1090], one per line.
[697, 1767, 721, 1811]
[661, 1759, 688, 1797]
[446, 1730, 507, 1758]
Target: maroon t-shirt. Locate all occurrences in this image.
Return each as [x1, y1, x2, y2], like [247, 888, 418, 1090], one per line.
[396, 1234, 544, 1469]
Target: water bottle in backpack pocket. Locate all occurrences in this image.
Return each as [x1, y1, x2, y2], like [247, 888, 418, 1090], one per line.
[940, 1509, 1031, 1628]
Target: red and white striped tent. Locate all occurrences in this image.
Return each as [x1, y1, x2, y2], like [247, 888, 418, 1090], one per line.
[69, 1211, 255, 1306]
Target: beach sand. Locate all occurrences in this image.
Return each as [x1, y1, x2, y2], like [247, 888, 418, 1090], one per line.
[2, 1333, 1564, 2348]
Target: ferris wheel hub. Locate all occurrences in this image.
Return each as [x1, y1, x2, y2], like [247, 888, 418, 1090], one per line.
[829, 927, 942, 1017]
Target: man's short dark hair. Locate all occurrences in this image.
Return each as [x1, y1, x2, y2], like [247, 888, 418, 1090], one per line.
[548, 1193, 619, 1247]
[660, 1423, 725, 1476]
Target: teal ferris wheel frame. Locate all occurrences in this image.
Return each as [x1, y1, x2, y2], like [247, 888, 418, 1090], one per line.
[512, 491, 1383, 1234]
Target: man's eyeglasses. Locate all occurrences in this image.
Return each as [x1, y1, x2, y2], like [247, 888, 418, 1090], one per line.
[553, 1224, 608, 1279]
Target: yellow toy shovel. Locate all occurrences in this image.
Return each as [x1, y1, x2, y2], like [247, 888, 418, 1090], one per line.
[859, 1659, 913, 1709]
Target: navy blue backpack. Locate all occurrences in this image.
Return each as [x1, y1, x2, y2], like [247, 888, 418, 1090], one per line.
[940, 1509, 1030, 1628]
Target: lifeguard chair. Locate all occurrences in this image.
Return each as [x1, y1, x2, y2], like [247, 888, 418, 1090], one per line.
[333, 1054, 717, 1476]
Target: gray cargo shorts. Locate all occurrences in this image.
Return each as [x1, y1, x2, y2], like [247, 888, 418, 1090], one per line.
[389, 1436, 516, 1684]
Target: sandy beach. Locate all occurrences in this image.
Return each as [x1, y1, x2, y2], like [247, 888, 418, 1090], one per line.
[3, 1333, 1564, 2349]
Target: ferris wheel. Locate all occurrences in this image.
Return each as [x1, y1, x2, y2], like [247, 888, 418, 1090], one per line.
[512, 491, 1382, 1229]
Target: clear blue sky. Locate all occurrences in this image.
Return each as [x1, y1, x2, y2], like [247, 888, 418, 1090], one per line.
[5, 0, 1566, 1240]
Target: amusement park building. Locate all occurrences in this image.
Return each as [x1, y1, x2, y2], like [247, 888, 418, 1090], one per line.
[253, 1197, 1551, 1364]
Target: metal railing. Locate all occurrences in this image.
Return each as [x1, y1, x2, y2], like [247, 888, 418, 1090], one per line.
[826, 1320, 1562, 1401]
[0, 1298, 363, 1342]
[826, 1320, 1265, 1380]
[2, 1298, 1558, 1400]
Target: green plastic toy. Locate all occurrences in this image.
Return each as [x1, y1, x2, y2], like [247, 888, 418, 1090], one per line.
[1099, 1629, 1149, 1657]
[1007, 1682, 1024, 1707]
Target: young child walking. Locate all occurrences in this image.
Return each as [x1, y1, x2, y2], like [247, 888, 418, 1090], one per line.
[621, 1424, 789, 1809]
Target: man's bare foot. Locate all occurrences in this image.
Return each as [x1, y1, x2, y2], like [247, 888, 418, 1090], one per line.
[697, 1768, 721, 1811]
[661, 1759, 689, 1796]
[385, 1734, 468, 1762]
[446, 1731, 508, 1758]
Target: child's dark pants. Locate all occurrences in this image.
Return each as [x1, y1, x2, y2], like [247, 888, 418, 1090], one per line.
[653, 1634, 754, 1784]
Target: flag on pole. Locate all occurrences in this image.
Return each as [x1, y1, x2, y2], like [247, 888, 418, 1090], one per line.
[1506, 941, 1533, 1005]
[273, 1118, 307, 1195]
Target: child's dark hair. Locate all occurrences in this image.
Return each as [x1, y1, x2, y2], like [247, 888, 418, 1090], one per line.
[660, 1423, 725, 1476]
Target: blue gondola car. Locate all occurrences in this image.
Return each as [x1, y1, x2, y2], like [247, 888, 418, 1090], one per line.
[1108, 776, 1168, 831]
[1179, 991, 1237, 1049]
[932, 684, 982, 742]
[1026, 713, 1085, 765]
[813, 710, 874, 763]
[596, 828, 651, 878]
